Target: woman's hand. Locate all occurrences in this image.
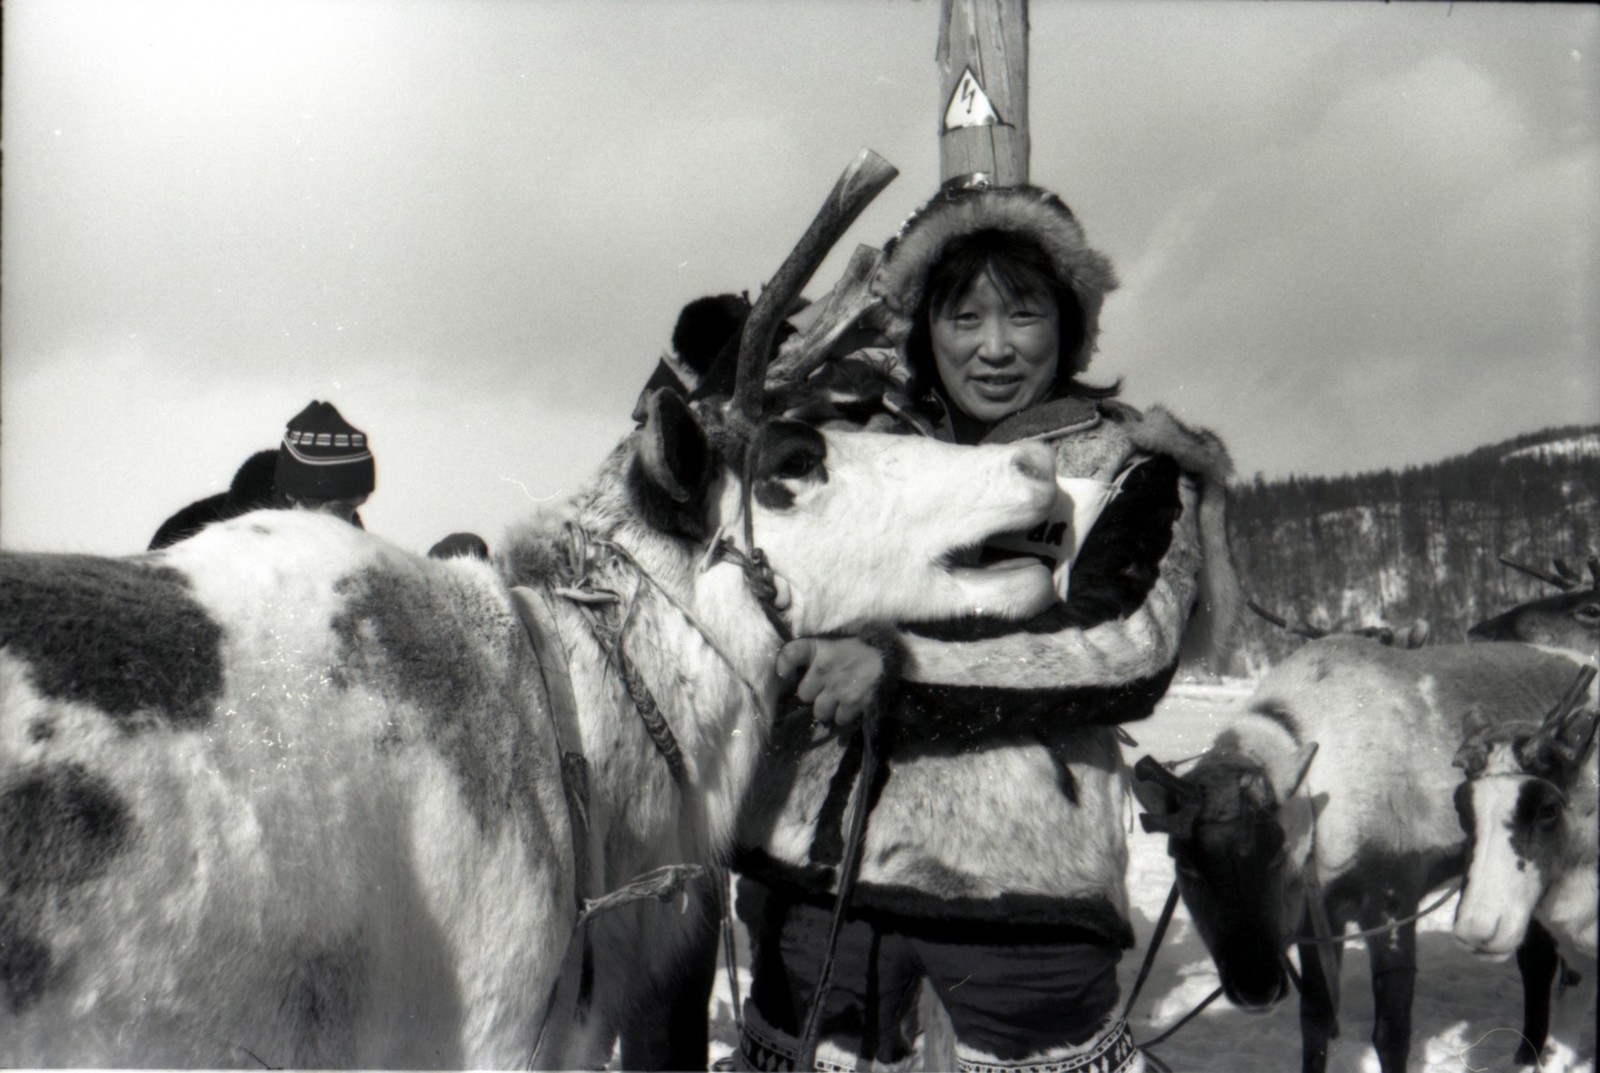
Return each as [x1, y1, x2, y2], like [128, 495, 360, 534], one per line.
[776, 637, 884, 728]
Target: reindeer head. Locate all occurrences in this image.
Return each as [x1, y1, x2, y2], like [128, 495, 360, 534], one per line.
[1470, 555, 1600, 653]
[620, 149, 1057, 639]
[1133, 743, 1318, 1009]
[1452, 664, 1598, 958]
[630, 386, 1058, 637]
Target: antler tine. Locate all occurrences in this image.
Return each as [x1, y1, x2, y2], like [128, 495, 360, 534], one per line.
[730, 149, 899, 425]
[1247, 599, 1325, 639]
[1543, 664, 1599, 732]
[1552, 558, 1581, 586]
[1587, 556, 1599, 591]
[1496, 554, 1576, 591]
[1247, 599, 1289, 630]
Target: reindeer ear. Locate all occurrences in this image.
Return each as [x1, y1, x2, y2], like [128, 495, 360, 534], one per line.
[1460, 704, 1494, 742]
[1131, 755, 1177, 816]
[631, 388, 714, 540]
[1132, 755, 1201, 837]
[1453, 736, 1490, 776]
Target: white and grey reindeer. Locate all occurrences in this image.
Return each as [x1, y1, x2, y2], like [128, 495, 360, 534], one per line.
[0, 152, 1066, 1069]
[1132, 593, 1597, 1073]
[1452, 663, 1598, 1071]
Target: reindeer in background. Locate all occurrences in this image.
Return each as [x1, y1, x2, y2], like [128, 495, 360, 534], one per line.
[1132, 571, 1599, 1073]
[1452, 664, 1598, 1072]
[1472, 555, 1600, 655]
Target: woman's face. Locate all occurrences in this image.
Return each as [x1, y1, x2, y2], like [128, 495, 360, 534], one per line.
[929, 270, 1061, 424]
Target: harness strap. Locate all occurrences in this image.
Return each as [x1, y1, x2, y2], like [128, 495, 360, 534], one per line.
[737, 444, 798, 645]
[560, 555, 692, 786]
[1138, 986, 1223, 1071]
[613, 642, 690, 787]
[509, 585, 594, 909]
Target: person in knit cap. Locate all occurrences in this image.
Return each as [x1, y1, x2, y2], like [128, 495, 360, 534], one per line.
[149, 401, 373, 550]
[272, 400, 375, 524]
[724, 183, 1243, 1073]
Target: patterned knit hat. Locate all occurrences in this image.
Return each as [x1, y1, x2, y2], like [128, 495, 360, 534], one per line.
[274, 401, 375, 502]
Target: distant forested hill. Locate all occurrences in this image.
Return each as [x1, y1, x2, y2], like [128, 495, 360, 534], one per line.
[1225, 424, 1600, 675]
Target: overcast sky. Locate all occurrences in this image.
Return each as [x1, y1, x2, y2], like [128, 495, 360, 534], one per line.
[3, 0, 1596, 556]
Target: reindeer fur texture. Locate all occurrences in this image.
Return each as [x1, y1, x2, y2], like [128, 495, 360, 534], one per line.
[735, 398, 1240, 944]
[2, 513, 574, 1068]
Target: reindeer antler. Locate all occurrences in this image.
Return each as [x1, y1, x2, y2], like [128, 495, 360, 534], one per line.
[1497, 554, 1579, 592]
[1518, 664, 1600, 777]
[1247, 599, 1326, 640]
[730, 150, 899, 425]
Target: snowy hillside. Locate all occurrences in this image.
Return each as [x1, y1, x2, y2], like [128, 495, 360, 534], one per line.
[1229, 424, 1600, 673]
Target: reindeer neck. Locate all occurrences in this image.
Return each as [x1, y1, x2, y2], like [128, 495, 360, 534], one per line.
[535, 499, 781, 871]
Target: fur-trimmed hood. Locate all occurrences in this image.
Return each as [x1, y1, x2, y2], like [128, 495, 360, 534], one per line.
[871, 185, 1119, 377]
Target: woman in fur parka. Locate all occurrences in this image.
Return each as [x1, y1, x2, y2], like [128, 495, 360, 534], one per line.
[730, 184, 1242, 1073]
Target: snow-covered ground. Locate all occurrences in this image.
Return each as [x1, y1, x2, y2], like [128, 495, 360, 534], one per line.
[701, 679, 1595, 1072]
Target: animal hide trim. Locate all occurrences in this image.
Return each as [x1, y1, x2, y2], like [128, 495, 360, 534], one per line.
[729, 848, 1135, 945]
[1113, 403, 1242, 675]
[872, 185, 1120, 376]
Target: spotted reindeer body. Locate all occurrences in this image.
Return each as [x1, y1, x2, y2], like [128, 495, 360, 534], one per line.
[1, 513, 574, 1067]
[1133, 636, 1594, 1073]
[0, 388, 1061, 1067]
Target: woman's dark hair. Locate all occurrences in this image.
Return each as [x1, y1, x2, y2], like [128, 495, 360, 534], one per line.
[903, 228, 1120, 404]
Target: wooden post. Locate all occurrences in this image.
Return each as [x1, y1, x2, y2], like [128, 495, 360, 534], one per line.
[937, 0, 1029, 190]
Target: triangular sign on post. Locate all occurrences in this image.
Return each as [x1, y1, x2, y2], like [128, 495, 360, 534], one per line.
[937, 0, 1028, 189]
[944, 67, 1005, 131]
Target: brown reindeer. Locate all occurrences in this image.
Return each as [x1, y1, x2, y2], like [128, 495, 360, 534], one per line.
[0, 153, 1070, 1068]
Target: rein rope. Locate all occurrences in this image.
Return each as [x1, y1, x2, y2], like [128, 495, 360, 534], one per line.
[1288, 876, 1464, 949]
[1289, 780, 1464, 949]
[1119, 880, 1223, 1073]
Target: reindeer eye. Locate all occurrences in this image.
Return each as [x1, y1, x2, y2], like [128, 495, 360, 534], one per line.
[1574, 602, 1600, 623]
[1535, 800, 1564, 829]
[774, 450, 821, 480]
